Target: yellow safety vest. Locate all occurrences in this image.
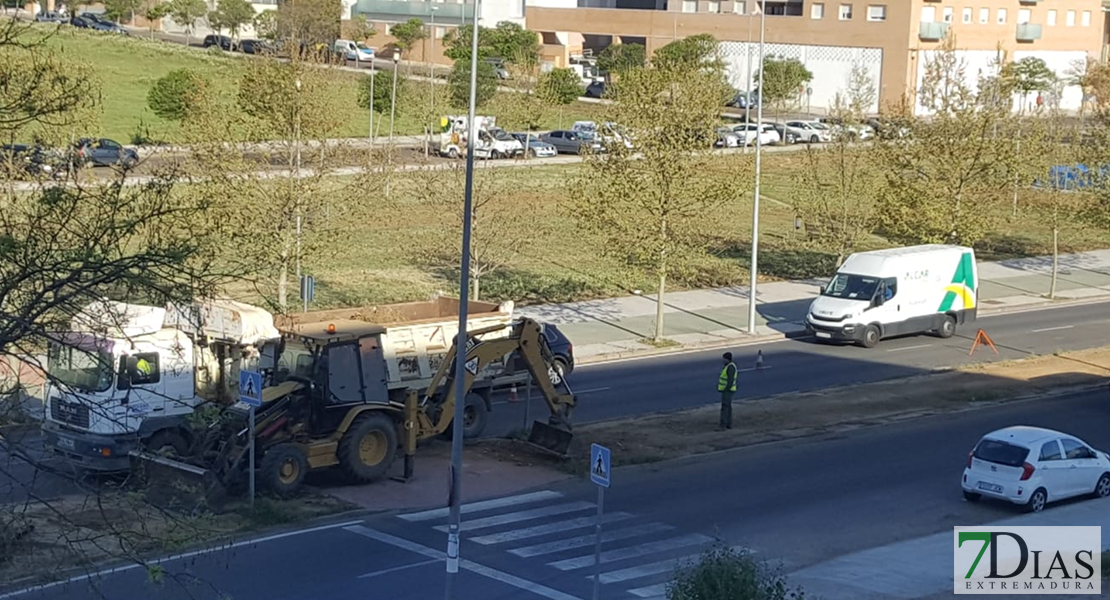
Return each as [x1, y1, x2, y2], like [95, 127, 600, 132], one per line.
[718, 363, 737, 392]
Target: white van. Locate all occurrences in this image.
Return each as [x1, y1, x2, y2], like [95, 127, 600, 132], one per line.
[805, 244, 978, 348]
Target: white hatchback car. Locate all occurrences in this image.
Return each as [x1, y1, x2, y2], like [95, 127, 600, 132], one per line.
[962, 426, 1110, 513]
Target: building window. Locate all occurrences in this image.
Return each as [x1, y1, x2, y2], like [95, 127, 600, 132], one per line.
[735, 1, 745, 14]
[979, 7, 988, 24]
[435, 26, 446, 38]
[1082, 10, 1091, 27]
[682, 0, 696, 12]
[996, 8, 1006, 24]
[839, 3, 852, 20]
[707, 0, 719, 12]
[942, 6, 952, 22]
[1017, 8, 1030, 24]
[921, 5, 935, 22]
[811, 2, 823, 19]
[867, 5, 885, 21]
[1066, 10, 1075, 26]
[1047, 9, 1057, 26]
[962, 8, 971, 24]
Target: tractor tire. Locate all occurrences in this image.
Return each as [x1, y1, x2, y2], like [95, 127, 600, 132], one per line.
[337, 413, 398, 484]
[144, 429, 190, 458]
[437, 392, 489, 441]
[259, 443, 308, 499]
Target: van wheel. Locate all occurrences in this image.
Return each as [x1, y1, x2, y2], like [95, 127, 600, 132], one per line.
[859, 325, 881, 348]
[936, 315, 957, 339]
[338, 413, 398, 483]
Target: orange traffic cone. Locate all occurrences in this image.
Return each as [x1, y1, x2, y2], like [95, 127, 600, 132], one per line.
[509, 383, 519, 402]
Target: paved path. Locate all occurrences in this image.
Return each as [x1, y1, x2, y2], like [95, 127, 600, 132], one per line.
[520, 249, 1110, 362]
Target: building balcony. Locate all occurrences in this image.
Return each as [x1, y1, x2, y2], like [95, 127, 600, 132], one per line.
[918, 21, 949, 41]
[351, 0, 474, 21]
[1016, 23, 1043, 42]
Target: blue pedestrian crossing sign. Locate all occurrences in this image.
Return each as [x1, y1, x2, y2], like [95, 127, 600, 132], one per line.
[239, 370, 263, 408]
[590, 443, 610, 488]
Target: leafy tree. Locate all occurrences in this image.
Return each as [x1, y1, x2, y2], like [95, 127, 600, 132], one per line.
[567, 65, 743, 341]
[104, 0, 142, 23]
[390, 17, 425, 53]
[1002, 57, 1056, 114]
[253, 9, 278, 40]
[275, 0, 341, 47]
[208, 0, 255, 39]
[597, 43, 645, 79]
[342, 14, 376, 42]
[144, 2, 170, 39]
[443, 21, 540, 69]
[536, 68, 581, 106]
[652, 34, 722, 74]
[147, 68, 209, 121]
[166, 0, 207, 47]
[448, 59, 498, 109]
[757, 55, 813, 122]
[357, 71, 408, 115]
[668, 543, 806, 600]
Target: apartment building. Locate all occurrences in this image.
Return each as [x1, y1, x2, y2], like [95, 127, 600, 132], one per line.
[525, 0, 1109, 113]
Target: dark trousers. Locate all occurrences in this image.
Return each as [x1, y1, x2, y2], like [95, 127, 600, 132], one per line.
[719, 391, 734, 429]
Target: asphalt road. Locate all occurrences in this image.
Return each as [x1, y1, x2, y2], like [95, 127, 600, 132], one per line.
[9, 388, 1107, 600]
[483, 299, 1110, 435]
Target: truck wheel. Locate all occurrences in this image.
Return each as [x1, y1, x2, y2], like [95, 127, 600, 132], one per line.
[447, 148, 459, 159]
[260, 443, 308, 498]
[438, 393, 489, 441]
[936, 315, 957, 339]
[145, 430, 190, 458]
[338, 413, 398, 483]
[859, 325, 881, 348]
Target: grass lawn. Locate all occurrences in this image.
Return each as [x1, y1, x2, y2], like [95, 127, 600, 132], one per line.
[32, 26, 603, 144]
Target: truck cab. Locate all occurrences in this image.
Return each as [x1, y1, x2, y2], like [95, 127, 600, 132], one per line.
[42, 300, 279, 470]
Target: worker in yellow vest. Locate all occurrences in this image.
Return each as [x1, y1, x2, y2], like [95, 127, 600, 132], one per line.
[718, 352, 737, 430]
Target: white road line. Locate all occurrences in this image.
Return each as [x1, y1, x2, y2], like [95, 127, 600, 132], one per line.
[511, 522, 674, 558]
[550, 534, 713, 571]
[345, 525, 585, 600]
[886, 344, 932, 352]
[397, 490, 563, 522]
[433, 501, 595, 532]
[628, 583, 669, 598]
[0, 520, 365, 600]
[357, 558, 439, 579]
[470, 512, 634, 545]
[1031, 325, 1075, 333]
[738, 365, 774, 373]
[594, 553, 704, 584]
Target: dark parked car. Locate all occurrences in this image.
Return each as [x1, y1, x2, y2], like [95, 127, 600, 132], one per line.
[726, 90, 761, 109]
[540, 130, 604, 155]
[0, 144, 67, 178]
[584, 80, 606, 99]
[73, 138, 138, 168]
[238, 39, 274, 55]
[76, 13, 128, 34]
[768, 122, 798, 145]
[504, 323, 575, 387]
[203, 34, 236, 51]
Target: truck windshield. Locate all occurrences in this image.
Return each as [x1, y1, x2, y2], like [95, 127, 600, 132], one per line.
[491, 129, 514, 142]
[276, 340, 316, 381]
[47, 343, 113, 392]
[823, 273, 880, 300]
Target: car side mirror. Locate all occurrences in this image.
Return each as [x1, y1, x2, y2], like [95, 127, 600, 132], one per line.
[873, 295, 885, 306]
[818, 285, 826, 295]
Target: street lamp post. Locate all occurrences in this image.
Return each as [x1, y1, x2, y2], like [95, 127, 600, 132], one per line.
[369, 54, 376, 148]
[429, 5, 439, 157]
[744, 4, 753, 152]
[747, 0, 765, 334]
[390, 50, 400, 144]
[444, 0, 481, 597]
[294, 78, 304, 312]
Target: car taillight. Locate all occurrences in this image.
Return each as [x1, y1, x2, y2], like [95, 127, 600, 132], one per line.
[1020, 462, 1035, 481]
[966, 452, 973, 469]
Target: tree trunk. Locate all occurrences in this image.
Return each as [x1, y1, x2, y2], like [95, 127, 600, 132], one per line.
[1049, 215, 1059, 299]
[472, 274, 480, 302]
[277, 250, 289, 311]
[654, 270, 665, 342]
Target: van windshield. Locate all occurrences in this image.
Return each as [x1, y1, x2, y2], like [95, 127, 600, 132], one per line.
[822, 273, 880, 300]
[490, 128, 514, 142]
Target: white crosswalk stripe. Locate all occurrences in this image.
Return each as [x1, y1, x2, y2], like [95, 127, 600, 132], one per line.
[394, 489, 721, 598]
[432, 501, 595, 532]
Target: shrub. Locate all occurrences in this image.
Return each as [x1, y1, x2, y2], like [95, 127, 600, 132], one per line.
[147, 68, 209, 121]
[667, 543, 805, 600]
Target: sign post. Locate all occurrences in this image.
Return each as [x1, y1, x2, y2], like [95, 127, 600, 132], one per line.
[590, 443, 611, 600]
[300, 275, 315, 313]
[239, 370, 263, 507]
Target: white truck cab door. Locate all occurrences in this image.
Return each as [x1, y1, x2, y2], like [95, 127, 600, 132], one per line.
[867, 277, 902, 329]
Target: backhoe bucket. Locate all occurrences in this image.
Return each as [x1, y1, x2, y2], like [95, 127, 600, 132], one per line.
[527, 421, 573, 456]
[128, 451, 231, 512]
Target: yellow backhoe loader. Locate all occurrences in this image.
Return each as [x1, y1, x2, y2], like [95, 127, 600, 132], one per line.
[129, 317, 576, 507]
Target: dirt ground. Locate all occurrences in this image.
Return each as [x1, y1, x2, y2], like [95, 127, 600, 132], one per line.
[479, 347, 1110, 477]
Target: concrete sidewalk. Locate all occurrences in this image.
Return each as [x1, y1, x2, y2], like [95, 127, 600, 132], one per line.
[519, 249, 1110, 363]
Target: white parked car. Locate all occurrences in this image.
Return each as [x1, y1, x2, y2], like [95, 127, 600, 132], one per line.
[333, 39, 375, 62]
[732, 123, 778, 146]
[962, 426, 1110, 513]
[785, 120, 831, 143]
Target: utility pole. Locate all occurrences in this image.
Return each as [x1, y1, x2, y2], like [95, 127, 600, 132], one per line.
[429, 5, 439, 158]
[369, 55, 376, 149]
[747, 0, 765, 335]
[294, 78, 303, 304]
[744, 4, 753, 151]
[444, 0, 481, 597]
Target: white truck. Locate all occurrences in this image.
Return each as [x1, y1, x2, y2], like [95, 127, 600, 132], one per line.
[436, 115, 524, 159]
[42, 299, 281, 471]
[805, 244, 978, 348]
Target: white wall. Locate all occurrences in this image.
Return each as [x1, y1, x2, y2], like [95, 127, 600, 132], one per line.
[913, 49, 1089, 115]
[526, 0, 576, 8]
[720, 41, 883, 114]
[481, 0, 525, 25]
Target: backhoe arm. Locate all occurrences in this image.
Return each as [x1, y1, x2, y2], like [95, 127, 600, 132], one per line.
[421, 318, 577, 436]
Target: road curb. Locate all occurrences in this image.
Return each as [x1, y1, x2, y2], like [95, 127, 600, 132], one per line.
[574, 294, 1110, 366]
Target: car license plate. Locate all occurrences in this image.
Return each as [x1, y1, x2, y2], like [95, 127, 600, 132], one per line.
[815, 332, 831, 339]
[56, 436, 75, 450]
[978, 482, 1002, 493]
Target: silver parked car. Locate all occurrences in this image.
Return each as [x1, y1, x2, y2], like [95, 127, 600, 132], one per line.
[785, 121, 831, 143]
[539, 130, 604, 155]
